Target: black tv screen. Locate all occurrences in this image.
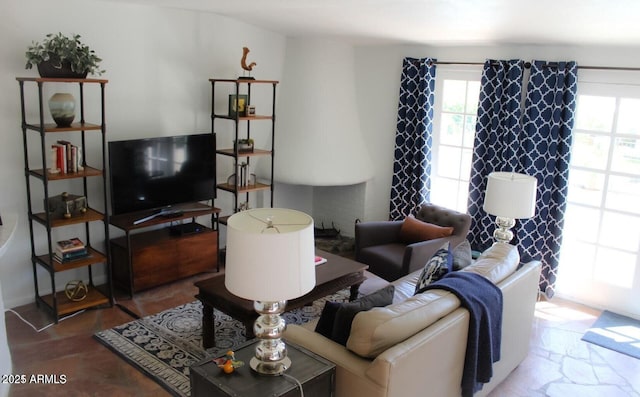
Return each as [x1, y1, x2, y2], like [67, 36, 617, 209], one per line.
[108, 133, 215, 216]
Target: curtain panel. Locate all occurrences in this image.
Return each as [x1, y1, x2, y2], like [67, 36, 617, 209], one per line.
[389, 57, 437, 221]
[468, 59, 577, 295]
[519, 60, 578, 297]
[467, 60, 526, 251]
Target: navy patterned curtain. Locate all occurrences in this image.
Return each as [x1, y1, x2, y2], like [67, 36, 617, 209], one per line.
[467, 60, 526, 251]
[519, 60, 578, 297]
[389, 57, 437, 221]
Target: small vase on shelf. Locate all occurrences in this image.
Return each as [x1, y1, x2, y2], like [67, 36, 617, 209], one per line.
[48, 93, 76, 127]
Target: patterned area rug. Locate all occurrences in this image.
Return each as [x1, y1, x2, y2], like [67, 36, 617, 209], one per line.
[94, 290, 349, 397]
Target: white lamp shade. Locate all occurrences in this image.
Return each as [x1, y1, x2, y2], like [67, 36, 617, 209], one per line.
[225, 208, 316, 302]
[483, 172, 538, 219]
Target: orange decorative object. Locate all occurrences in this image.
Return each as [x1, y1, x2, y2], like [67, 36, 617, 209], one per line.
[223, 361, 234, 374]
[212, 350, 245, 374]
[241, 47, 257, 71]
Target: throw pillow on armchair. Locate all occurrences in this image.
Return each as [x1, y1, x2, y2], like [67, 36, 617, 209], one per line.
[399, 215, 454, 244]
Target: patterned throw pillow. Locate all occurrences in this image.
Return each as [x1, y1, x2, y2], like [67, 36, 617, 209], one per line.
[414, 243, 453, 295]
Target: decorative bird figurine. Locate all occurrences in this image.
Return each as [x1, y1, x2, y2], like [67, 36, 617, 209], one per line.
[212, 350, 244, 374]
[240, 47, 257, 79]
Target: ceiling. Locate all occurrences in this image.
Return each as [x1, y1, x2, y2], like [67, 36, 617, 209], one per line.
[104, 0, 640, 46]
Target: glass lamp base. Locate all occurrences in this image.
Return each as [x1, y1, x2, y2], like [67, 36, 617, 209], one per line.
[250, 356, 291, 375]
[493, 216, 515, 244]
[252, 300, 290, 376]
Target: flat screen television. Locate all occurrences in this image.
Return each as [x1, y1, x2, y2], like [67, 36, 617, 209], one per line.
[108, 133, 215, 216]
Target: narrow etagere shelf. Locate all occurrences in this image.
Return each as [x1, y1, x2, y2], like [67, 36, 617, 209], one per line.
[17, 76, 112, 323]
[210, 78, 278, 221]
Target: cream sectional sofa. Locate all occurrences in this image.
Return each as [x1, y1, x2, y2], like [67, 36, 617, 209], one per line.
[284, 243, 542, 397]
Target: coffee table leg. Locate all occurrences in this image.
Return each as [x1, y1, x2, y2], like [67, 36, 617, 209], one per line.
[202, 302, 215, 349]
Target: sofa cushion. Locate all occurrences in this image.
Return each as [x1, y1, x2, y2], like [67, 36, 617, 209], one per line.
[451, 240, 473, 270]
[399, 215, 454, 244]
[346, 289, 461, 358]
[390, 271, 421, 302]
[314, 301, 341, 339]
[324, 285, 395, 346]
[414, 243, 452, 295]
[462, 242, 520, 284]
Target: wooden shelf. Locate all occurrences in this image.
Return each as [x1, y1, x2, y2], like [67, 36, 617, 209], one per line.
[35, 247, 107, 272]
[217, 182, 271, 194]
[214, 114, 273, 121]
[25, 122, 102, 133]
[16, 77, 108, 84]
[216, 148, 272, 157]
[30, 166, 103, 180]
[209, 78, 279, 84]
[32, 208, 104, 228]
[40, 286, 110, 317]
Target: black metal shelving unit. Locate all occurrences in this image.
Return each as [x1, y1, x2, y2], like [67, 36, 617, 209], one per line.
[210, 78, 278, 225]
[17, 77, 113, 322]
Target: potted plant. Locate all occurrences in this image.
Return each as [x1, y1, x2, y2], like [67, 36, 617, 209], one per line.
[25, 33, 104, 78]
[234, 138, 254, 153]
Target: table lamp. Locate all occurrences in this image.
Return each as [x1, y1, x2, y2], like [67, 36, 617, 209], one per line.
[483, 171, 537, 244]
[225, 208, 315, 375]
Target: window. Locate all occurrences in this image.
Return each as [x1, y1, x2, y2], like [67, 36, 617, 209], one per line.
[431, 68, 481, 212]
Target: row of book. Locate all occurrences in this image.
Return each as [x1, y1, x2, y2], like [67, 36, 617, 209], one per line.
[54, 237, 90, 263]
[51, 140, 83, 174]
[236, 162, 254, 187]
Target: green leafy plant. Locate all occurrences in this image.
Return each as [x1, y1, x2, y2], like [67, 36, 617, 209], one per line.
[25, 33, 104, 76]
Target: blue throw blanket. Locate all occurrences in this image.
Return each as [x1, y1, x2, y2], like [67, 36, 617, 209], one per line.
[422, 271, 503, 397]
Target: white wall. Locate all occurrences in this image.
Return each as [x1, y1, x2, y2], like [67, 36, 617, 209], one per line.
[0, 0, 288, 308]
[353, 43, 640, 222]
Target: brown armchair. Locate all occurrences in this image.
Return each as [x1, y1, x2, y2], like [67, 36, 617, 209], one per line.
[355, 203, 472, 281]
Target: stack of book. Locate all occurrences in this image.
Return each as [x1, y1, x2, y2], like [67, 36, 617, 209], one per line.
[51, 140, 83, 174]
[54, 237, 90, 263]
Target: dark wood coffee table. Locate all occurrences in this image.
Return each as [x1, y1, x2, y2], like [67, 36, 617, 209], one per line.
[195, 249, 367, 348]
